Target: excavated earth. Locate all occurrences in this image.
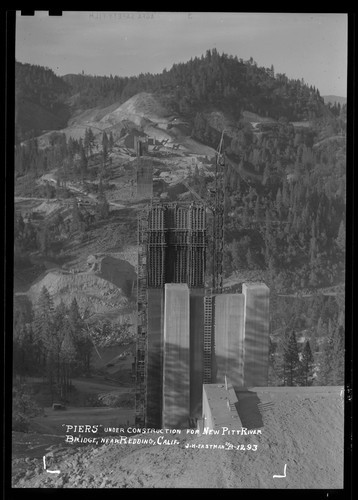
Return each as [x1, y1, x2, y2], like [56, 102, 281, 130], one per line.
[12, 387, 344, 489]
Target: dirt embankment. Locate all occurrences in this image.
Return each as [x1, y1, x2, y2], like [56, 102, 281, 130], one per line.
[12, 387, 344, 489]
[28, 270, 128, 313]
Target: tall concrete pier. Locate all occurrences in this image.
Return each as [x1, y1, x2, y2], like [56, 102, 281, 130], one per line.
[214, 293, 245, 387]
[242, 283, 270, 386]
[189, 288, 205, 419]
[146, 289, 164, 427]
[162, 283, 190, 428]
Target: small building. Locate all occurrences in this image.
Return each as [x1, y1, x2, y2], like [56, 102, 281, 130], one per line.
[201, 379, 242, 432]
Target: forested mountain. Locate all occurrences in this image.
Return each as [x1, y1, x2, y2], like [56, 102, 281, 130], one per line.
[63, 49, 328, 121]
[15, 49, 335, 144]
[15, 61, 71, 142]
[15, 51, 346, 295]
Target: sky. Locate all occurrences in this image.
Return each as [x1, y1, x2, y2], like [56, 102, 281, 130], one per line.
[15, 11, 348, 97]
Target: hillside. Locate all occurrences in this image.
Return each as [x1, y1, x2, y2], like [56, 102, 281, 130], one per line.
[14, 75, 346, 378]
[15, 61, 71, 141]
[14, 73, 346, 376]
[28, 269, 129, 315]
[31, 91, 217, 157]
[16, 50, 334, 144]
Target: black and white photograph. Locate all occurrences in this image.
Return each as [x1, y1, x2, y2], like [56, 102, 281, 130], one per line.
[6, 11, 350, 490]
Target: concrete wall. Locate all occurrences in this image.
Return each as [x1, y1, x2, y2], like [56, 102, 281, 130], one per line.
[202, 382, 242, 432]
[202, 385, 214, 430]
[162, 283, 190, 428]
[214, 294, 245, 387]
[146, 289, 164, 428]
[189, 288, 205, 419]
[242, 283, 270, 387]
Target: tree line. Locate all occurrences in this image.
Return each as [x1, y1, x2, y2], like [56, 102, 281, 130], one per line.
[267, 289, 344, 387]
[269, 322, 344, 387]
[14, 188, 110, 266]
[13, 292, 91, 402]
[16, 50, 335, 143]
[62, 49, 327, 123]
[15, 129, 114, 180]
[13, 290, 133, 404]
[15, 61, 71, 141]
[189, 117, 345, 293]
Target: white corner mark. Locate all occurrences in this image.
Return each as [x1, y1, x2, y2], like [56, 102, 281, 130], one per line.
[43, 455, 60, 474]
[273, 464, 287, 478]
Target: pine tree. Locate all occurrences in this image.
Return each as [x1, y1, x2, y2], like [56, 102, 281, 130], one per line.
[79, 146, 88, 181]
[330, 322, 345, 385]
[280, 329, 300, 386]
[68, 297, 82, 335]
[59, 330, 77, 400]
[108, 131, 114, 152]
[246, 247, 256, 270]
[102, 131, 109, 165]
[262, 163, 270, 185]
[230, 239, 242, 270]
[84, 128, 95, 156]
[318, 334, 334, 385]
[33, 286, 54, 357]
[70, 200, 84, 233]
[68, 298, 91, 374]
[16, 214, 25, 238]
[301, 340, 314, 385]
[84, 128, 90, 155]
[335, 219, 345, 252]
[32, 286, 56, 390]
[96, 192, 110, 221]
[268, 337, 281, 385]
[88, 128, 95, 155]
[13, 313, 34, 380]
[37, 226, 51, 255]
[52, 301, 68, 383]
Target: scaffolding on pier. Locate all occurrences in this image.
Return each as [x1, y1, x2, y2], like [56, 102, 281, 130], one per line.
[135, 201, 207, 426]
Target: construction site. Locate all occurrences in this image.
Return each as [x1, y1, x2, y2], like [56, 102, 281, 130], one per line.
[134, 135, 271, 430]
[12, 106, 345, 490]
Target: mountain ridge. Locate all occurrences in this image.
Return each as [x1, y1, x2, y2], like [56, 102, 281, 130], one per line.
[15, 50, 333, 143]
[322, 95, 347, 106]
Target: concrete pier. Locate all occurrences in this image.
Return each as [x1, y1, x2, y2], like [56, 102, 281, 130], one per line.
[242, 283, 270, 386]
[189, 288, 205, 419]
[214, 294, 245, 387]
[146, 289, 164, 427]
[162, 283, 190, 428]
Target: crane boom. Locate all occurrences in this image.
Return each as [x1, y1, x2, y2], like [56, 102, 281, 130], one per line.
[181, 178, 209, 207]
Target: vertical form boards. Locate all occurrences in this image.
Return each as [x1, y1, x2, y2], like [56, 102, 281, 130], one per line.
[189, 288, 205, 419]
[146, 288, 164, 427]
[242, 283, 270, 387]
[213, 294, 245, 386]
[162, 283, 190, 428]
[138, 202, 206, 427]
